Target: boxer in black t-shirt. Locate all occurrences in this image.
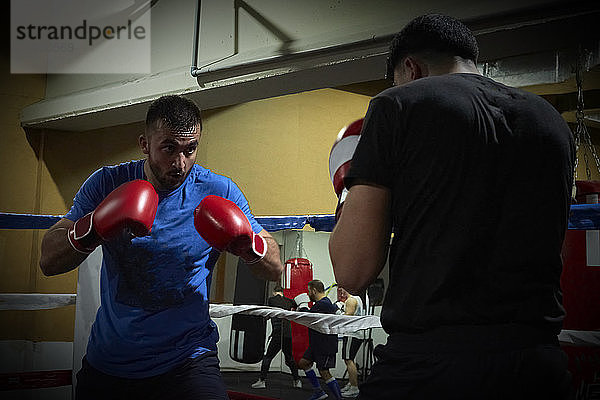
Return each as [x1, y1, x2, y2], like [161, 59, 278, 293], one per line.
[330, 13, 574, 400]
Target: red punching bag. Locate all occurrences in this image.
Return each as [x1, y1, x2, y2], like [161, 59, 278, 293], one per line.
[560, 180, 600, 394]
[283, 258, 313, 364]
[561, 180, 600, 330]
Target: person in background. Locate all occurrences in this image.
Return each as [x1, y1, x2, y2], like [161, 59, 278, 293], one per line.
[298, 280, 343, 400]
[337, 287, 365, 398]
[252, 284, 302, 389]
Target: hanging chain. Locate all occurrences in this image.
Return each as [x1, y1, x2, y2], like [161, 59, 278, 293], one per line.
[572, 47, 599, 198]
[294, 231, 305, 259]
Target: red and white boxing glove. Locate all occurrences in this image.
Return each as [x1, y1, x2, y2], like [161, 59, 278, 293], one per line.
[329, 118, 363, 220]
[194, 195, 267, 264]
[294, 293, 311, 311]
[68, 180, 159, 254]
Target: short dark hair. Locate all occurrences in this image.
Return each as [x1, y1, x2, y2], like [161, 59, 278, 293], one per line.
[386, 14, 479, 79]
[146, 95, 202, 133]
[308, 280, 325, 293]
[273, 284, 283, 293]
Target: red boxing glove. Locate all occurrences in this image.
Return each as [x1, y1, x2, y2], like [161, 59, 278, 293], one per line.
[194, 195, 267, 264]
[329, 118, 363, 220]
[68, 180, 159, 254]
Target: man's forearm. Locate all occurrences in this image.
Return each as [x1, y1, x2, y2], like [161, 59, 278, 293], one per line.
[247, 236, 283, 281]
[329, 185, 392, 294]
[40, 219, 88, 276]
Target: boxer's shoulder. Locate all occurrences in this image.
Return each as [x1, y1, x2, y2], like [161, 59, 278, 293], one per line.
[90, 159, 145, 187]
[188, 164, 241, 200]
[99, 159, 144, 174]
[79, 160, 141, 188]
[189, 164, 231, 186]
[376, 74, 475, 100]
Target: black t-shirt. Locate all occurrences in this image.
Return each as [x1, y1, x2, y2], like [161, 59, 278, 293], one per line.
[267, 294, 296, 337]
[346, 73, 574, 335]
[308, 297, 338, 355]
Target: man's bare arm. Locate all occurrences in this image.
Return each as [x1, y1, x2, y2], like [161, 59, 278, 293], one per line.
[329, 184, 392, 294]
[39, 218, 88, 276]
[344, 296, 358, 316]
[247, 229, 283, 281]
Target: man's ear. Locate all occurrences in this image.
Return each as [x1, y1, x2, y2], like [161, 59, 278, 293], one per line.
[139, 134, 149, 154]
[405, 57, 424, 80]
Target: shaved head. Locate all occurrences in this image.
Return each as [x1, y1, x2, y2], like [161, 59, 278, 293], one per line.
[145, 95, 202, 139]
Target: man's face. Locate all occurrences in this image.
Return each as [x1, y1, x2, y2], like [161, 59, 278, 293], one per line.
[337, 287, 348, 303]
[141, 122, 200, 191]
[307, 286, 316, 302]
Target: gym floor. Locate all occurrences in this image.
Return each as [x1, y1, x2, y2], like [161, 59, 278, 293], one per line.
[224, 371, 352, 399]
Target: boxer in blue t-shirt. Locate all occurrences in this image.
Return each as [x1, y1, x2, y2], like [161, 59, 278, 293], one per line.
[40, 95, 283, 400]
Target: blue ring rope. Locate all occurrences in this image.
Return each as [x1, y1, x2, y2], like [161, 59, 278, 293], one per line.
[1, 204, 599, 232]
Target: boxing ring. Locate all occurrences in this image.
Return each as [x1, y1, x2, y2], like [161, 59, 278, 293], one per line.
[1, 207, 600, 398]
[0, 212, 383, 399]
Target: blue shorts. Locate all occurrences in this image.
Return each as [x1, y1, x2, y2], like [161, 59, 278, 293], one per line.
[75, 351, 228, 400]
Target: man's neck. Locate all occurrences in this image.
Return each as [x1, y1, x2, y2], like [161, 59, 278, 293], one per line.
[143, 159, 160, 191]
[428, 57, 480, 77]
[314, 293, 326, 302]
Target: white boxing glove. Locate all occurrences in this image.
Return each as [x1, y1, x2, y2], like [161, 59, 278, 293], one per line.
[294, 293, 310, 311]
[335, 301, 345, 315]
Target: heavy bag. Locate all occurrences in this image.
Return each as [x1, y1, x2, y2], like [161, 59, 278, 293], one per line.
[560, 180, 600, 396]
[283, 258, 314, 364]
[229, 257, 268, 364]
[561, 180, 600, 330]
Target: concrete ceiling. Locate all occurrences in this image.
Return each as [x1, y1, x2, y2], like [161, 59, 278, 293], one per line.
[20, 0, 600, 133]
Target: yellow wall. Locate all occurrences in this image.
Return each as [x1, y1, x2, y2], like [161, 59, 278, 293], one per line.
[201, 89, 371, 215]
[0, 43, 81, 341]
[37, 88, 372, 220]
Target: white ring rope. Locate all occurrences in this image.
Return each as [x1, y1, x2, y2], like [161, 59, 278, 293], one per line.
[2, 294, 598, 346]
[208, 305, 600, 345]
[209, 304, 382, 335]
[0, 293, 77, 310]
[558, 330, 600, 346]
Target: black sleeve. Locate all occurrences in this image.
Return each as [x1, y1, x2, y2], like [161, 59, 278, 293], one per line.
[288, 297, 297, 310]
[345, 96, 401, 189]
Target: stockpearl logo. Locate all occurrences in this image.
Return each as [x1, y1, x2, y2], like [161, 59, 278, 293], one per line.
[11, 0, 152, 74]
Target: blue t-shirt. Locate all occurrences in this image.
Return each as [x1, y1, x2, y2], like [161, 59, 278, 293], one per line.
[65, 160, 263, 378]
